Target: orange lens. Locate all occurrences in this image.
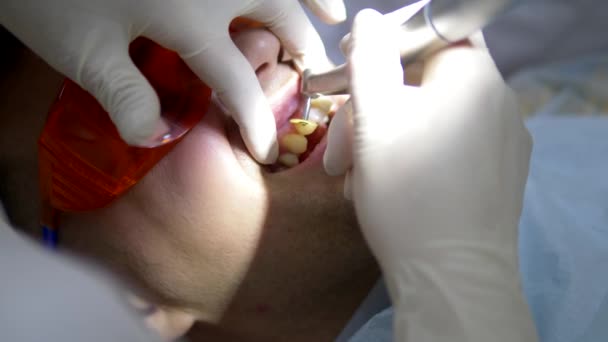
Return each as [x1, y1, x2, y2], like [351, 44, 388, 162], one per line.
[39, 37, 212, 214]
[38, 18, 263, 223]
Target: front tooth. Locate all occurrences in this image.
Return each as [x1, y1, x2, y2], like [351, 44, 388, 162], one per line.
[280, 133, 308, 154]
[290, 118, 318, 136]
[311, 96, 333, 113]
[308, 107, 329, 125]
[278, 153, 299, 167]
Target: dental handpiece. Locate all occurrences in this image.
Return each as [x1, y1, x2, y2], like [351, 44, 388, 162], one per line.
[301, 0, 514, 116]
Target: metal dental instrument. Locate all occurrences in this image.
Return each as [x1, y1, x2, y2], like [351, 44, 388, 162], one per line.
[302, 81, 312, 121]
[301, 0, 514, 120]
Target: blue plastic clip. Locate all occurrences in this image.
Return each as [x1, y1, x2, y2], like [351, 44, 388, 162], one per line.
[41, 225, 59, 249]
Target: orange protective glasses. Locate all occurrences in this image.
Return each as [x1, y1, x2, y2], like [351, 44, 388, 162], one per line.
[38, 19, 263, 235]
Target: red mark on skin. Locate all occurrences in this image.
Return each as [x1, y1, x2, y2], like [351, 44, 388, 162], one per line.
[255, 304, 271, 314]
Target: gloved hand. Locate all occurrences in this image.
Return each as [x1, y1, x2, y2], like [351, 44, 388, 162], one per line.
[0, 0, 345, 164]
[324, 9, 538, 342]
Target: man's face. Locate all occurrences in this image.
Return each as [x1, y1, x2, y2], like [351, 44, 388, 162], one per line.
[60, 28, 378, 333]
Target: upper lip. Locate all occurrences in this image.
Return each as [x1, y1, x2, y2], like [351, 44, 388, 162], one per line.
[265, 68, 302, 132]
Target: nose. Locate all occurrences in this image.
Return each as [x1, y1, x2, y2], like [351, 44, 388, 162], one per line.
[232, 28, 282, 88]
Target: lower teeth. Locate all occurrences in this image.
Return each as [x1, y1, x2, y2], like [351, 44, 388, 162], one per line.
[273, 95, 335, 171]
[278, 153, 300, 167]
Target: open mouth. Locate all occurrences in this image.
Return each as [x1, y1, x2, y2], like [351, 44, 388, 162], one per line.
[265, 72, 337, 173]
[226, 24, 339, 174]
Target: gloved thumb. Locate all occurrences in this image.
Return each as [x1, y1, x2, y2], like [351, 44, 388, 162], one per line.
[323, 100, 353, 176]
[78, 45, 165, 147]
[347, 9, 405, 149]
[324, 9, 405, 176]
[323, 100, 355, 200]
[302, 0, 347, 24]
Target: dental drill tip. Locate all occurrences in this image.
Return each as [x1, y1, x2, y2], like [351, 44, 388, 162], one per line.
[302, 95, 311, 121]
[302, 69, 312, 92]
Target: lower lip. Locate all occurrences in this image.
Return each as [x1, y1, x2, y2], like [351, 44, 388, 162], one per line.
[278, 131, 328, 175]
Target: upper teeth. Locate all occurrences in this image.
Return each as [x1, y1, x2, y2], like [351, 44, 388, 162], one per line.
[307, 107, 329, 125]
[290, 119, 318, 136]
[307, 95, 335, 125]
[311, 97, 334, 113]
[274, 95, 336, 170]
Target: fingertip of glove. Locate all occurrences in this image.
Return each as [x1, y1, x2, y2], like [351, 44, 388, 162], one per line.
[220, 89, 280, 164]
[323, 152, 340, 176]
[127, 119, 173, 148]
[339, 33, 352, 55]
[343, 170, 353, 201]
[306, 0, 347, 24]
[469, 31, 488, 49]
[350, 9, 385, 52]
[240, 126, 279, 165]
[111, 95, 167, 147]
[94, 64, 167, 147]
[322, 129, 346, 177]
[353, 8, 383, 26]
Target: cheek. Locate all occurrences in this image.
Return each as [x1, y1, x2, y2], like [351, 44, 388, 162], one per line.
[155, 127, 265, 230]
[123, 134, 271, 309]
[141, 124, 269, 254]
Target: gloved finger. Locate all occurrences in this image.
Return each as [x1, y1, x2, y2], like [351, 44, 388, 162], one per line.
[469, 30, 488, 49]
[340, 0, 430, 60]
[78, 39, 165, 147]
[413, 38, 508, 141]
[419, 41, 502, 92]
[301, 0, 347, 24]
[323, 100, 353, 176]
[246, 0, 333, 72]
[338, 33, 351, 56]
[343, 169, 353, 201]
[144, 14, 280, 164]
[383, 0, 430, 25]
[348, 9, 404, 130]
[403, 61, 425, 85]
[344, 34, 423, 86]
[181, 37, 279, 164]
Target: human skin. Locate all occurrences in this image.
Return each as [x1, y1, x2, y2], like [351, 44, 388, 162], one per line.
[0, 28, 379, 340]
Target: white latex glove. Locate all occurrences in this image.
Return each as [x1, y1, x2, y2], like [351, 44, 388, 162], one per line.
[0, 213, 163, 342]
[0, 0, 345, 164]
[324, 9, 538, 342]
